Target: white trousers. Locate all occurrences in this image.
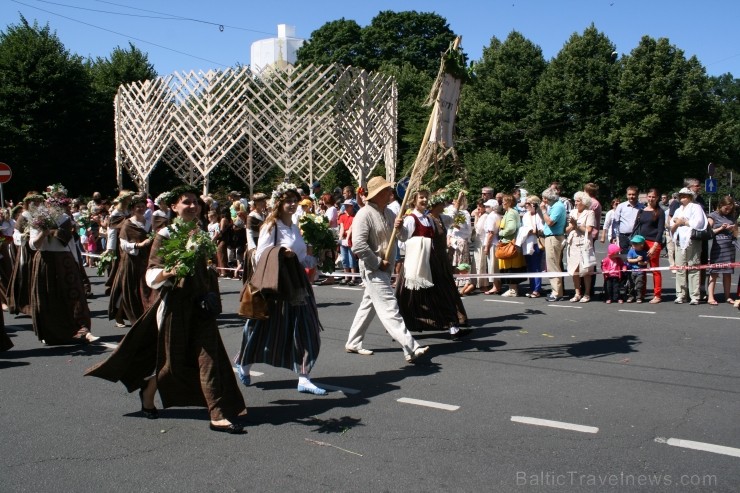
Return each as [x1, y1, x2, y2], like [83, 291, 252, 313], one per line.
[346, 268, 420, 356]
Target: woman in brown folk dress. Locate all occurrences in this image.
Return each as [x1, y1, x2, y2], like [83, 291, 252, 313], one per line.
[8, 193, 43, 316]
[107, 194, 155, 327]
[103, 191, 134, 295]
[86, 185, 247, 434]
[29, 195, 99, 345]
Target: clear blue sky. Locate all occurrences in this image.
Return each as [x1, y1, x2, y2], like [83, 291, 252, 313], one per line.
[3, 0, 739, 77]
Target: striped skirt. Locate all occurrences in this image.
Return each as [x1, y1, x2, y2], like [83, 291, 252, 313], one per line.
[236, 291, 322, 375]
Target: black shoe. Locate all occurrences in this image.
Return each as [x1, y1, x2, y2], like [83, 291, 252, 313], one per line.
[209, 422, 245, 434]
[451, 328, 472, 341]
[139, 389, 159, 419]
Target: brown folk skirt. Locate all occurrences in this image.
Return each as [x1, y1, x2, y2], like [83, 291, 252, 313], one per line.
[31, 250, 92, 345]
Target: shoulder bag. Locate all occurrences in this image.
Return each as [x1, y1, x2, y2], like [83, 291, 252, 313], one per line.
[237, 225, 277, 319]
[495, 240, 518, 259]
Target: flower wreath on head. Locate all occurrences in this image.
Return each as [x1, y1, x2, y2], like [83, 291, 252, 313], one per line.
[271, 182, 298, 201]
[113, 190, 136, 205]
[44, 183, 68, 198]
[154, 191, 174, 206]
[429, 191, 449, 207]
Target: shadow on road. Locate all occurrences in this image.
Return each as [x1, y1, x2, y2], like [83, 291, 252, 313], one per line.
[508, 335, 640, 360]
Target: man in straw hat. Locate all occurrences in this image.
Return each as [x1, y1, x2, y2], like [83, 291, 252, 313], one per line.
[345, 176, 429, 363]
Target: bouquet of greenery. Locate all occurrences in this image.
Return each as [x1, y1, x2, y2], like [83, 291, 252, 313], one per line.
[29, 204, 64, 232]
[452, 211, 467, 228]
[158, 218, 217, 281]
[299, 214, 338, 273]
[97, 250, 117, 276]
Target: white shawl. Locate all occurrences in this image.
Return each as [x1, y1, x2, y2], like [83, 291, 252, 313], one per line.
[403, 236, 433, 290]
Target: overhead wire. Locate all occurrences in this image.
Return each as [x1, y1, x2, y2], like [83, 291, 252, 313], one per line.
[10, 0, 229, 67]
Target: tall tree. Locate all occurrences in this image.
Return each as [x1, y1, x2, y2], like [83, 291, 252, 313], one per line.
[531, 25, 619, 197]
[611, 36, 724, 193]
[295, 18, 367, 68]
[362, 11, 457, 78]
[0, 16, 90, 199]
[458, 31, 546, 193]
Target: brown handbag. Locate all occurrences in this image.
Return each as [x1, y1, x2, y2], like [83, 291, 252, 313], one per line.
[495, 240, 518, 259]
[238, 282, 269, 320]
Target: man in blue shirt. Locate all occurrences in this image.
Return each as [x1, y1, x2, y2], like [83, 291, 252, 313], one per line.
[540, 187, 567, 301]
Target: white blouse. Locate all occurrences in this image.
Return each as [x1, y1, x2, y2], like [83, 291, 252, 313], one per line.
[256, 219, 315, 269]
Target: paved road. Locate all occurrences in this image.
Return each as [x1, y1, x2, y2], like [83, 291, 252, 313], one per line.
[1, 261, 739, 492]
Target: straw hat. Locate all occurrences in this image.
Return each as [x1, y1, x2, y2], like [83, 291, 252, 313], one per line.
[365, 176, 394, 201]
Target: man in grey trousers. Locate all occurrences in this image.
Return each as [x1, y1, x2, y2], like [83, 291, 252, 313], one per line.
[345, 177, 429, 363]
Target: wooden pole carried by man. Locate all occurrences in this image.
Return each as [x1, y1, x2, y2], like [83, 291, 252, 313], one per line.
[383, 36, 466, 261]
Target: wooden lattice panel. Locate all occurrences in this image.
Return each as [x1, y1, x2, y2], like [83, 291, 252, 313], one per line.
[114, 77, 174, 190]
[115, 64, 397, 193]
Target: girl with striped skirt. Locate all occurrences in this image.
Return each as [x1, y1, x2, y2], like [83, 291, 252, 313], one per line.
[235, 184, 326, 396]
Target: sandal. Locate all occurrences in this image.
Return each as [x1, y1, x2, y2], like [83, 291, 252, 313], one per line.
[707, 300, 719, 306]
[726, 298, 735, 304]
[484, 289, 499, 295]
[570, 294, 582, 302]
[649, 297, 662, 304]
[529, 292, 541, 298]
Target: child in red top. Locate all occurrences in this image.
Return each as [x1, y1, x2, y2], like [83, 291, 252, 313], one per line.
[337, 200, 358, 285]
[602, 243, 626, 303]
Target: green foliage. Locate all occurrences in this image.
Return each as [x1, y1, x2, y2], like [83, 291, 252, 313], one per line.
[159, 219, 217, 281]
[0, 16, 91, 198]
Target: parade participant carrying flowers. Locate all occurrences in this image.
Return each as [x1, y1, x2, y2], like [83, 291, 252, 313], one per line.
[235, 182, 327, 395]
[29, 184, 98, 345]
[86, 184, 247, 434]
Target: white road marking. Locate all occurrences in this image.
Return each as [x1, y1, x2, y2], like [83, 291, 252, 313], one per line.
[318, 383, 360, 395]
[698, 315, 740, 321]
[618, 309, 656, 314]
[511, 416, 598, 434]
[656, 437, 740, 458]
[333, 286, 361, 291]
[483, 299, 524, 304]
[231, 368, 264, 377]
[546, 304, 582, 309]
[397, 397, 459, 411]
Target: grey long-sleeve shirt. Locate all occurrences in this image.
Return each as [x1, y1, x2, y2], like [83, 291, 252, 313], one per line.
[351, 202, 408, 273]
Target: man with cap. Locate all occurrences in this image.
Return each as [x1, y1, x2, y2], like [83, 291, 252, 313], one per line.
[346, 177, 429, 363]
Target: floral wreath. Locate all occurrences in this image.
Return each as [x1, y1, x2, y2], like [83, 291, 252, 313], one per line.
[44, 183, 68, 198]
[154, 191, 174, 205]
[429, 192, 449, 207]
[113, 190, 136, 205]
[23, 193, 45, 204]
[271, 182, 298, 202]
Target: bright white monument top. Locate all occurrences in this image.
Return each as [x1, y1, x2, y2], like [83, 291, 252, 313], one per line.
[250, 24, 305, 72]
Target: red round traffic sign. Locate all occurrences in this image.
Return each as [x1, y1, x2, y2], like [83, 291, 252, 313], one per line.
[0, 162, 11, 184]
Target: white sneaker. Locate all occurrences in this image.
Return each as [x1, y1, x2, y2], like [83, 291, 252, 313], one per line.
[405, 345, 429, 363]
[501, 289, 518, 297]
[345, 346, 374, 355]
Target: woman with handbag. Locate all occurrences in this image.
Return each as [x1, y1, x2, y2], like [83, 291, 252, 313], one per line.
[235, 184, 326, 395]
[497, 194, 526, 297]
[707, 195, 736, 305]
[632, 189, 666, 303]
[565, 192, 596, 302]
[670, 187, 708, 304]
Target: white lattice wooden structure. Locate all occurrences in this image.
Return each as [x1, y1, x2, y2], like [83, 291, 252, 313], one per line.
[114, 64, 397, 194]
